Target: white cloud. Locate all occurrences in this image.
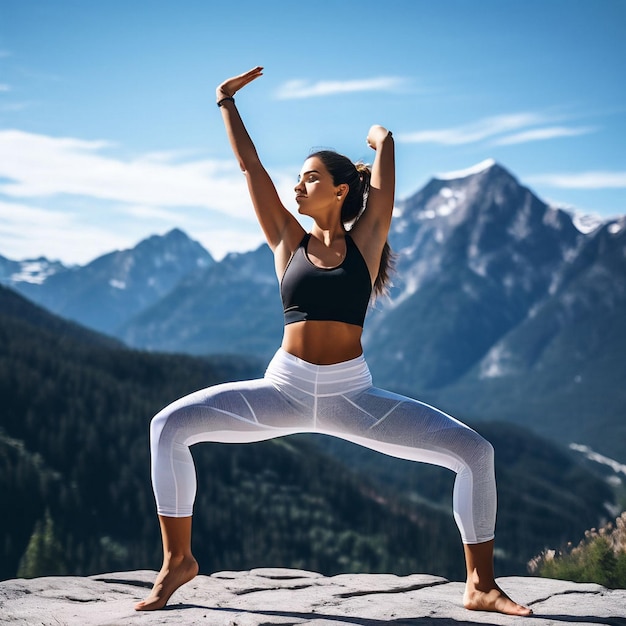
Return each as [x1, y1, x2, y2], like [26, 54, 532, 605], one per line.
[0, 130, 260, 263]
[0, 199, 74, 231]
[493, 125, 596, 145]
[397, 112, 596, 147]
[0, 199, 137, 263]
[396, 112, 545, 145]
[0, 129, 253, 218]
[193, 228, 267, 261]
[275, 76, 407, 99]
[0, 130, 306, 264]
[0, 197, 271, 265]
[527, 171, 626, 189]
[122, 204, 183, 222]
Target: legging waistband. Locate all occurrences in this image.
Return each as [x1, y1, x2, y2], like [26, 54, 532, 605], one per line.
[265, 348, 373, 397]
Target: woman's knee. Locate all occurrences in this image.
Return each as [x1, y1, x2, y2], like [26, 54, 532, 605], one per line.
[448, 427, 494, 476]
[466, 429, 494, 465]
[149, 403, 188, 449]
[149, 386, 219, 443]
[474, 431, 494, 459]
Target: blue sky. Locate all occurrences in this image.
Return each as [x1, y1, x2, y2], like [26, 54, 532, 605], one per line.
[1, 0, 624, 263]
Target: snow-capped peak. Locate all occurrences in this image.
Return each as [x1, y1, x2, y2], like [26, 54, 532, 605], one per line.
[552, 204, 606, 234]
[10, 258, 66, 284]
[435, 158, 496, 181]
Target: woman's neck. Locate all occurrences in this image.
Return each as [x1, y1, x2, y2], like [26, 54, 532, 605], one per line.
[311, 223, 346, 247]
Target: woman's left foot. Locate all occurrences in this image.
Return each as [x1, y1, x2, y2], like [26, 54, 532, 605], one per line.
[464, 582, 532, 616]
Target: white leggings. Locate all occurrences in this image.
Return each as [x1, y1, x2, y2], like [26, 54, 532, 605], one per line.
[150, 348, 496, 544]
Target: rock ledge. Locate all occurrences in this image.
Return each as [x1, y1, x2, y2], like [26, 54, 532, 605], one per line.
[1, 568, 625, 625]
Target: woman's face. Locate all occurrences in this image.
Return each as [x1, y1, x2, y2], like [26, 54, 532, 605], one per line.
[294, 156, 344, 218]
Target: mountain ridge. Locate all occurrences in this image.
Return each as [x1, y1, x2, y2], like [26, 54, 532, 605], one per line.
[2, 160, 624, 464]
[5, 227, 214, 335]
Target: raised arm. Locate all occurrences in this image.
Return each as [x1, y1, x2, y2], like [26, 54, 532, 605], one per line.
[350, 125, 395, 268]
[216, 67, 304, 268]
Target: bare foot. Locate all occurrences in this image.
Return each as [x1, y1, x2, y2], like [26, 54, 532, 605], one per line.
[135, 555, 199, 611]
[464, 581, 532, 616]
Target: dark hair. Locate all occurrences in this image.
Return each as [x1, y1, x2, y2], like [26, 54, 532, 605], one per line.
[309, 150, 394, 299]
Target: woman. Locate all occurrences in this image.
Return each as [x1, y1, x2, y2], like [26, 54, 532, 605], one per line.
[135, 67, 531, 616]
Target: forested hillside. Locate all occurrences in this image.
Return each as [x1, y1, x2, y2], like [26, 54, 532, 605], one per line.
[0, 285, 614, 583]
[0, 284, 461, 581]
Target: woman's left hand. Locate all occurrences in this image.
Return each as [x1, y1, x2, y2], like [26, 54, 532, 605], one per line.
[367, 125, 392, 150]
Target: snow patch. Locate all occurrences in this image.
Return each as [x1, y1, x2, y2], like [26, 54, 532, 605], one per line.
[109, 279, 126, 290]
[608, 221, 623, 235]
[435, 159, 496, 181]
[509, 201, 533, 240]
[569, 443, 626, 476]
[542, 207, 563, 230]
[554, 204, 606, 234]
[479, 344, 516, 378]
[468, 242, 488, 277]
[10, 260, 62, 284]
[435, 187, 465, 216]
[572, 212, 605, 234]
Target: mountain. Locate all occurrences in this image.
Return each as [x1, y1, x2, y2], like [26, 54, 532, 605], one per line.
[0, 254, 66, 285]
[0, 284, 615, 582]
[365, 160, 587, 388]
[3, 161, 625, 463]
[118, 243, 283, 359]
[0, 281, 123, 350]
[8, 228, 214, 335]
[364, 161, 626, 462]
[422, 215, 626, 463]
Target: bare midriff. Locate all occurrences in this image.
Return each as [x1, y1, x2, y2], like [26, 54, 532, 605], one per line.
[281, 320, 364, 365]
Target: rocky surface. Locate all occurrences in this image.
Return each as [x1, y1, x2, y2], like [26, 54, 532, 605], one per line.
[1, 568, 625, 625]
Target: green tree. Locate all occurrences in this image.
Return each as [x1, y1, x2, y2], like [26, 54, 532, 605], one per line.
[532, 513, 626, 589]
[17, 510, 67, 578]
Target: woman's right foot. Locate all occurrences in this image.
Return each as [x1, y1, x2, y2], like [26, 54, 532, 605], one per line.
[134, 555, 199, 611]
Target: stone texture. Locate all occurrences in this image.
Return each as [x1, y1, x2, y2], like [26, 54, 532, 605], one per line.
[1, 568, 625, 625]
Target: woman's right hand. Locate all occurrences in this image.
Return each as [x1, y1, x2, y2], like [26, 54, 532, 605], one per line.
[216, 66, 264, 102]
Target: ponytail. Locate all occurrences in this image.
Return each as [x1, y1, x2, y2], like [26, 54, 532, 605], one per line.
[374, 240, 395, 299]
[309, 150, 395, 300]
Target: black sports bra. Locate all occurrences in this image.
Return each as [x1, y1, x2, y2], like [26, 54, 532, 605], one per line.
[280, 233, 372, 327]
